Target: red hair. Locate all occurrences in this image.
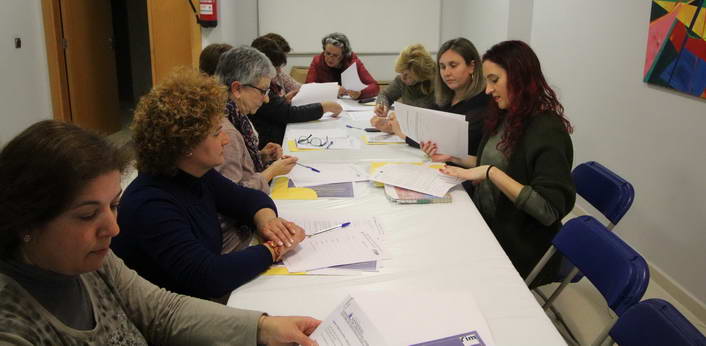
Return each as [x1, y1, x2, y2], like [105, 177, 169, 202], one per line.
[482, 40, 572, 156]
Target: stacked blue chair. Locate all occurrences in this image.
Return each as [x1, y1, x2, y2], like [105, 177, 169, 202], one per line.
[525, 216, 650, 345]
[572, 161, 635, 230]
[610, 298, 706, 346]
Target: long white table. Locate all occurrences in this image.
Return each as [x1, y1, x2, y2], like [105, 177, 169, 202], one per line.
[228, 108, 565, 345]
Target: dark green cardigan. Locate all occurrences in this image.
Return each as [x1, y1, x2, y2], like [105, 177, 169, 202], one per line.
[476, 111, 575, 287]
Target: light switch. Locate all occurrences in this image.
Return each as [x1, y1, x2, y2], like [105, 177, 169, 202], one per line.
[15, 37, 21, 49]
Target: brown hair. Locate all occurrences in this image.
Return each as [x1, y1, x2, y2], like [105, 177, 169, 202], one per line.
[394, 44, 436, 95]
[262, 33, 291, 53]
[251, 37, 287, 67]
[199, 43, 233, 76]
[0, 120, 129, 259]
[131, 67, 228, 176]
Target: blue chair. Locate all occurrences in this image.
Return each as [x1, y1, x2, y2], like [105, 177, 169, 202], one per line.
[525, 216, 650, 345]
[610, 298, 706, 345]
[572, 161, 635, 230]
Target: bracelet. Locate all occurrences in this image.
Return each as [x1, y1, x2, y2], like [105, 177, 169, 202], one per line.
[486, 165, 495, 181]
[264, 241, 281, 262]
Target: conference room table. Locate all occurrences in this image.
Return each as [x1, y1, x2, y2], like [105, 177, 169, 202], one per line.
[227, 102, 565, 345]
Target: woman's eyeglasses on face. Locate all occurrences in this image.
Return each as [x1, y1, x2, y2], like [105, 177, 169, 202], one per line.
[244, 84, 270, 97]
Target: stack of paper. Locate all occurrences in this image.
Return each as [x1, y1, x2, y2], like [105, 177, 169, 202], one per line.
[394, 102, 469, 158]
[371, 163, 463, 198]
[288, 129, 361, 150]
[280, 216, 385, 273]
[291, 82, 339, 106]
[311, 290, 496, 345]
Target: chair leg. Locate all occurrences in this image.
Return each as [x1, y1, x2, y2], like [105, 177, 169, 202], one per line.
[542, 267, 580, 311]
[526, 246, 557, 285]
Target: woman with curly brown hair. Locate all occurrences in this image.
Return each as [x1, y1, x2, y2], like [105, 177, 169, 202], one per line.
[423, 41, 575, 287]
[0, 120, 319, 345]
[112, 68, 305, 301]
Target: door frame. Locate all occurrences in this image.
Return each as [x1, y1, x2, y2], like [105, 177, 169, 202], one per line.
[41, 0, 71, 123]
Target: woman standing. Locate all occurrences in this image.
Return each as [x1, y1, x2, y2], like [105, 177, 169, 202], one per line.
[425, 41, 575, 286]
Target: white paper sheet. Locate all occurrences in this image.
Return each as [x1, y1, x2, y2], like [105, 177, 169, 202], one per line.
[394, 102, 469, 158]
[287, 163, 368, 187]
[371, 164, 463, 197]
[289, 129, 361, 150]
[365, 133, 406, 144]
[341, 62, 368, 92]
[282, 220, 384, 272]
[310, 295, 389, 346]
[292, 82, 339, 106]
[348, 110, 376, 122]
[338, 98, 373, 112]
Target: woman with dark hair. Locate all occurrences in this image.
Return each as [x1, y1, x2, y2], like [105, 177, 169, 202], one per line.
[261, 32, 301, 97]
[199, 43, 233, 76]
[306, 32, 379, 99]
[248, 37, 343, 148]
[0, 120, 319, 345]
[424, 40, 575, 286]
[114, 68, 306, 301]
[388, 38, 490, 158]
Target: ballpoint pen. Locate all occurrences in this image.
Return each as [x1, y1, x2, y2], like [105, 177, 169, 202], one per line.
[307, 222, 351, 237]
[296, 162, 320, 173]
[346, 124, 364, 130]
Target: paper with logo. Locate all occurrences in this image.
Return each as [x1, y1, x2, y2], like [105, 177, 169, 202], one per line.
[310, 295, 389, 346]
[409, 331, 485, 346]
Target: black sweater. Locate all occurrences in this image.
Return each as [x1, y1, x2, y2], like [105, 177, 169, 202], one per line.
[249, 94, 323, 148]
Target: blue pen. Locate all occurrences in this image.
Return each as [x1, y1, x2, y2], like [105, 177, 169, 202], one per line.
[296, 162, 320, 173]
[346, 124, 363, 130]
[307, 222, 351, 237]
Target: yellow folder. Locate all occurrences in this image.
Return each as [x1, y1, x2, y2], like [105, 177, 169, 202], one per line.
[270, 177, 318, 200]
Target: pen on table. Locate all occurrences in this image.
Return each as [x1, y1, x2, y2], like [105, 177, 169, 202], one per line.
[307, 222, 351, 237]
[346, 124, 364, 130]
[296, 162, 320, 173]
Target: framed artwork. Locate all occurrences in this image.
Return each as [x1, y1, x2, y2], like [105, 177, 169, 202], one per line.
[644, 0, 706, 98]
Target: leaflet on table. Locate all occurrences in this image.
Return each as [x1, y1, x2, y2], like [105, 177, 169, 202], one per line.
[288, 129, 361, 150]
[393, 102, 469, 158]
[287, 163, 368, 187]
[371, 164, 463, 198]
[338, 98, 373, 112]
[310, 295, 389, 346]
[341, 62, 368, 92]
[312, 290, 495, 346]
[291, 82, 339, 106]
[288, 179, 356, 198]
[282, 218, 384, 272]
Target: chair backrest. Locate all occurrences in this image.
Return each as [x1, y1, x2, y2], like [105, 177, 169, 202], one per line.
[289, 66, 309, 84]
[572, 161, 634, 227]
[610, 298, 706, 345]
[553, 216, 649, 315]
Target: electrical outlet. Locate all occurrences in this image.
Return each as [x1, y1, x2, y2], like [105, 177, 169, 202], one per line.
[15, 37, 21, 49]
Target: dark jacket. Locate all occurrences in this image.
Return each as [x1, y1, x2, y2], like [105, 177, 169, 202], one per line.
[477, 112, 575, 287]
[305, 52, 380, 99]
[249, 94, 323, 148]
[113, 169, 276, 299]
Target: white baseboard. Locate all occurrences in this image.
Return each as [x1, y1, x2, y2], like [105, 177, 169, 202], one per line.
[649, 262, 706, 324]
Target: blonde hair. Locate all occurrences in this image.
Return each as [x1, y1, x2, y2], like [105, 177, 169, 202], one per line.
[394, 44, 436, 95]
[132, 67, 228, 176]
[433, 38, 485, 107]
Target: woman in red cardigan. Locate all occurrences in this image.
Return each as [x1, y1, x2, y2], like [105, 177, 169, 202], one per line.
[305, 32, 379, 100]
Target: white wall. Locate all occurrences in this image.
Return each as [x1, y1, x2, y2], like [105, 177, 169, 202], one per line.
[529, 1, 706, 305]
[0, 1, 53, 144]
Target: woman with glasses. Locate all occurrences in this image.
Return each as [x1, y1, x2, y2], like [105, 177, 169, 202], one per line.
[0, 120, 319, 344]
[424, 41, 575, 287]
[113, 68, 306, 302]
[212, 46, 300, 194]
[306, 32, 379, 100]
[370, 44, 437, 132]
[246, 37, 343, 148]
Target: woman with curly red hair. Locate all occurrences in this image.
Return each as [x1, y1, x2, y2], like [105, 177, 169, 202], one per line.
[423, 40, 575, 287]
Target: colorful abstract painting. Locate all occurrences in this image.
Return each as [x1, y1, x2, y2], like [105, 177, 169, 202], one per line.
[644, 0, 706, 98]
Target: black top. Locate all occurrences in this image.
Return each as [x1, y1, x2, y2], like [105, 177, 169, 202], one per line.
[405, 92, 490, 156]
[248, 94, 323, 148]
[113, 169, 276, 299]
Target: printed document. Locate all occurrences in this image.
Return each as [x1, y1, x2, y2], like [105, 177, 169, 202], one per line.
[394, 102, 469, 158]
[287, 163, 368, 187]
[341, 62, 368, 92]
[310, 295, 389, 346]
[292, 82, 339, 106]
[371, 164, 463, 197]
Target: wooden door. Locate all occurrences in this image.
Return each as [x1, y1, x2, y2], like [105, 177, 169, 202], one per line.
[59, 0, 121, 134]
[147, 0, 201, 84]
